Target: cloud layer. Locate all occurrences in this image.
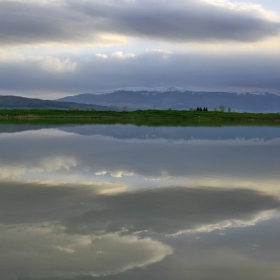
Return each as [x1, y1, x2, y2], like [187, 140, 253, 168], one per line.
[1, 50, 280, 96]
[1, 125, 280, 279]
[1, 125, 280, 181]
[0, 0, 279, 46]
[0, 223, 172, 279]
[0, 0, 280, 97]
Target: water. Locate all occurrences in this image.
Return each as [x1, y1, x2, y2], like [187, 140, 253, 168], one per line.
[0, 124, 280, 280]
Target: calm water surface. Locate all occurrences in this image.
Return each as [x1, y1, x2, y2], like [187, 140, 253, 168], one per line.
[0, 124, 280, 280]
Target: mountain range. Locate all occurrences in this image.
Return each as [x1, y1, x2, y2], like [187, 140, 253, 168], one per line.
[1, 87, 280, 112]
[57, 87, 280, 112]
[0, 95, 115, 110]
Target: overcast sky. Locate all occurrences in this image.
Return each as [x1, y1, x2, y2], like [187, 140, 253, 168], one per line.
[1, 0, 280, 99]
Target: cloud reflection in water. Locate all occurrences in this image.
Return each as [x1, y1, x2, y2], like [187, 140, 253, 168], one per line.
[0, 124, 280, 279]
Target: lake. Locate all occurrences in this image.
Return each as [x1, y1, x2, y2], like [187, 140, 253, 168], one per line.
[0, 123, 280, 280]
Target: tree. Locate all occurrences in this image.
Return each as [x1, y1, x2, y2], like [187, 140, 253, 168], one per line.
[69, 106, 77, 111]
[227, 107, 231, 112]
[122, 106, 127, 112]
[219, 105, 225, 112]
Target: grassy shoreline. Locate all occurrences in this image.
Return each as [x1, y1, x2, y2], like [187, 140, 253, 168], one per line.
[0, 109, 280, 126]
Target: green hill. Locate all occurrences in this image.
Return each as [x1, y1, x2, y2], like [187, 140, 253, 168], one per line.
[0, 95, 116, 111]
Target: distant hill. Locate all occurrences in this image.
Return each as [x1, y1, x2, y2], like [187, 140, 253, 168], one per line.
[0, 95, 116, 111]
[57, 88, 280, 112]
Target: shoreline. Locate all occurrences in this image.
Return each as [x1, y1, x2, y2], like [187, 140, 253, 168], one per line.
[0, 109, 280, 126]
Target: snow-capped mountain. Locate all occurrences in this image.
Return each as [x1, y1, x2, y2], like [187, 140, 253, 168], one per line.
[57, 88, 280, 112]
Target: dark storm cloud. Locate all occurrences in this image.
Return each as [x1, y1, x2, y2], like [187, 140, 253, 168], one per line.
[64, 187, 280, 235]
[1, 50, 280, 96]
[122, 217, 280, 280]
[2, 180, 280, 280]
[0, 182, 279, 235]
[0, 0, 280, 46]
[0, 0, 101, 46]
[0, 181, 173, 279]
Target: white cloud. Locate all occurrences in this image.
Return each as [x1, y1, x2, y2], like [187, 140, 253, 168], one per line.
[110, 171, 134, 178]
[95, 170, 107, 175]
[25, 56, 77, 72]
[202, 0, 280, 20]
[145, 49, 173, 59]
[4, 161, 69, 181]
[0, 223, 172, 279]
[37, 56, 77, 72]
[52, 245, 75, 254]
[0, 52, 76, 72]
[169, 209, 280, 236]
[95, 53, 108, 58]
[41, 156, 77, 172]
[111, 51, 135, 58]
[147, 49, 172, 54]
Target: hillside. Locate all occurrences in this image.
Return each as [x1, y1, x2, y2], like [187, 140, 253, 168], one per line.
[57, 88, 280, 112]
[0, 95, 115, 111]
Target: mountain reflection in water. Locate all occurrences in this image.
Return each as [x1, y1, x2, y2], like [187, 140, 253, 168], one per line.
[0, 124, 280, 280]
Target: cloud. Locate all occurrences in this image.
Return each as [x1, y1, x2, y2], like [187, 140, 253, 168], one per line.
[95, 170, 107, 175]
[1, 49, 280, 97]
[15, 55, 77, 72]
[1, 180, 279, 235]
[0, 176, 279, 279]
[95, 53, 108, 59]
[111, 51, 135, 58]
[1, 123, 280, 279]
[34, 56, 77, 72]
[64, 187, 280, 235]
[0, 0, 122, 47]
[0, 224, 172, 279]
[0, 0, 280, 97]
[0, 0, 279, 47]
[110, 171, 134, 178]
[40, 156, 77, 171]
[1, 125, 280, 183]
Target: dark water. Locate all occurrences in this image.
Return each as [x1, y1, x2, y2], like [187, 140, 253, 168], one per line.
[0, 124, 280, 280]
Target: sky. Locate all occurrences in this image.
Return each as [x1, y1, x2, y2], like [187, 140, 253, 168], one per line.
[0, 0, 280, 99]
